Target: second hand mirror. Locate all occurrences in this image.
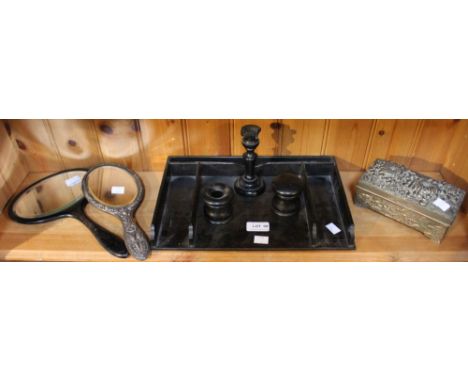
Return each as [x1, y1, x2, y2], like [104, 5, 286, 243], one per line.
[8, 169, 128, 258]
[82, 163, 150, 261]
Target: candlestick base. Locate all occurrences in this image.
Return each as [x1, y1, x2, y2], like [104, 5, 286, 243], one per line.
[234, 175, 265, 197]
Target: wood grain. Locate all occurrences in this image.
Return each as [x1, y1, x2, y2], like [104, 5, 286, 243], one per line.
[0, 121, 28, 196]
[3, 119, 465, 173]
[365, 120, 396, 167]
[140, 119, 185, 170]
[0, 124, 28, 212]
[411, 119, 457, 171]
[364, 119, 424, 168]
[232, 119, 279, 155]
[2, 119, 468, 207]
[279, 119, 327, 155]
[386, 119, 423, 167]
[185, 119, 231, 155]
[7, 119, 63, 172]
[0, 170, 466, 261]
[0, 125, 11, 209]
[93, 119, 144, 170]
[440, 120, 468, 210]
[0, 177, 8, 212]
[324, 120, 375, 170]
[441, 120, 468, 175]
[47, 119, 103, 168]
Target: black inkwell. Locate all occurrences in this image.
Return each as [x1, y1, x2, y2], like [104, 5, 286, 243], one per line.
[202, 183, 233, 224]
[272, 172, 303, 216]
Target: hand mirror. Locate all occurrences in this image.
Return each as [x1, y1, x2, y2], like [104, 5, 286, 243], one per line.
[8, 169, 128, 258]
[82, 163, 150, 261]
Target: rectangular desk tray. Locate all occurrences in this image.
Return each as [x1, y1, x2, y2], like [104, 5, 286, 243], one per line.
[151, 156, 355, 250]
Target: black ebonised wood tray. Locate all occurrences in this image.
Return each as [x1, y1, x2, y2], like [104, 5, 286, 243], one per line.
[150, 156, 355, 250]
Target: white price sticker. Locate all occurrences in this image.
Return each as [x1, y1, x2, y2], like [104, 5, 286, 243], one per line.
[65, 175, 81, 187]
[433, 197, 450, 212]
[246, 222, 270, 232]
[111, 186, 125, 195]
[326, 222, 341, 235]
[254, 235, 269, 245]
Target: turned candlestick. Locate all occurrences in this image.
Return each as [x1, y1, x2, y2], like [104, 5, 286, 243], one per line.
[234, 125, 265, 197]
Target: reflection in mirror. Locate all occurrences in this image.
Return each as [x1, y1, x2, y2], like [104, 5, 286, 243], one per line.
[87, 166, 138, 207]
[13, 171, 86, 219]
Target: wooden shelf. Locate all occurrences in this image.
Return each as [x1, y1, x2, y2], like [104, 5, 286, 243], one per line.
[0, 171, 467, 261]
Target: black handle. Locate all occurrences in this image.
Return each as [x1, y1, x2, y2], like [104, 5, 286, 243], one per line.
[70, 200, 128, 258]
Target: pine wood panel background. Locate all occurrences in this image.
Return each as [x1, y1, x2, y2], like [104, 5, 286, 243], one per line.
[1, 119, 468, 210]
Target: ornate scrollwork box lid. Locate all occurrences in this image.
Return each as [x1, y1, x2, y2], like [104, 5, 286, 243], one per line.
[357, 159, 466, 222]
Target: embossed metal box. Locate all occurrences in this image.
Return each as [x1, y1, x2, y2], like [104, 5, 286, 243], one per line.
[355, 160, 466, 243]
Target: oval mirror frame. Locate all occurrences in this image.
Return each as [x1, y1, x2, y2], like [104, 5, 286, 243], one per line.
[8, 168, 129, 259]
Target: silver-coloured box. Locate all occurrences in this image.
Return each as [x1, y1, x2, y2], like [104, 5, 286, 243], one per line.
[355, 159, 466, 243]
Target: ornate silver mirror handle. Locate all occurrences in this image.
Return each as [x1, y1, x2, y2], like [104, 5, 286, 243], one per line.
[120, 212, 150, 260]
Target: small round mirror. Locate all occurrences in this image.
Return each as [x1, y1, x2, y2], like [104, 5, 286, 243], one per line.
[86, 165, 139, 207]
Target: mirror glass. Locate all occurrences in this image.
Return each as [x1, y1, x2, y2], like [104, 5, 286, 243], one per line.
[13, 170, 87, 219]
[87, 166, 138, 207]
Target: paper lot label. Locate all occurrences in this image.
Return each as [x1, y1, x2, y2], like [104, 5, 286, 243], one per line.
[246, 222, 270, 232]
